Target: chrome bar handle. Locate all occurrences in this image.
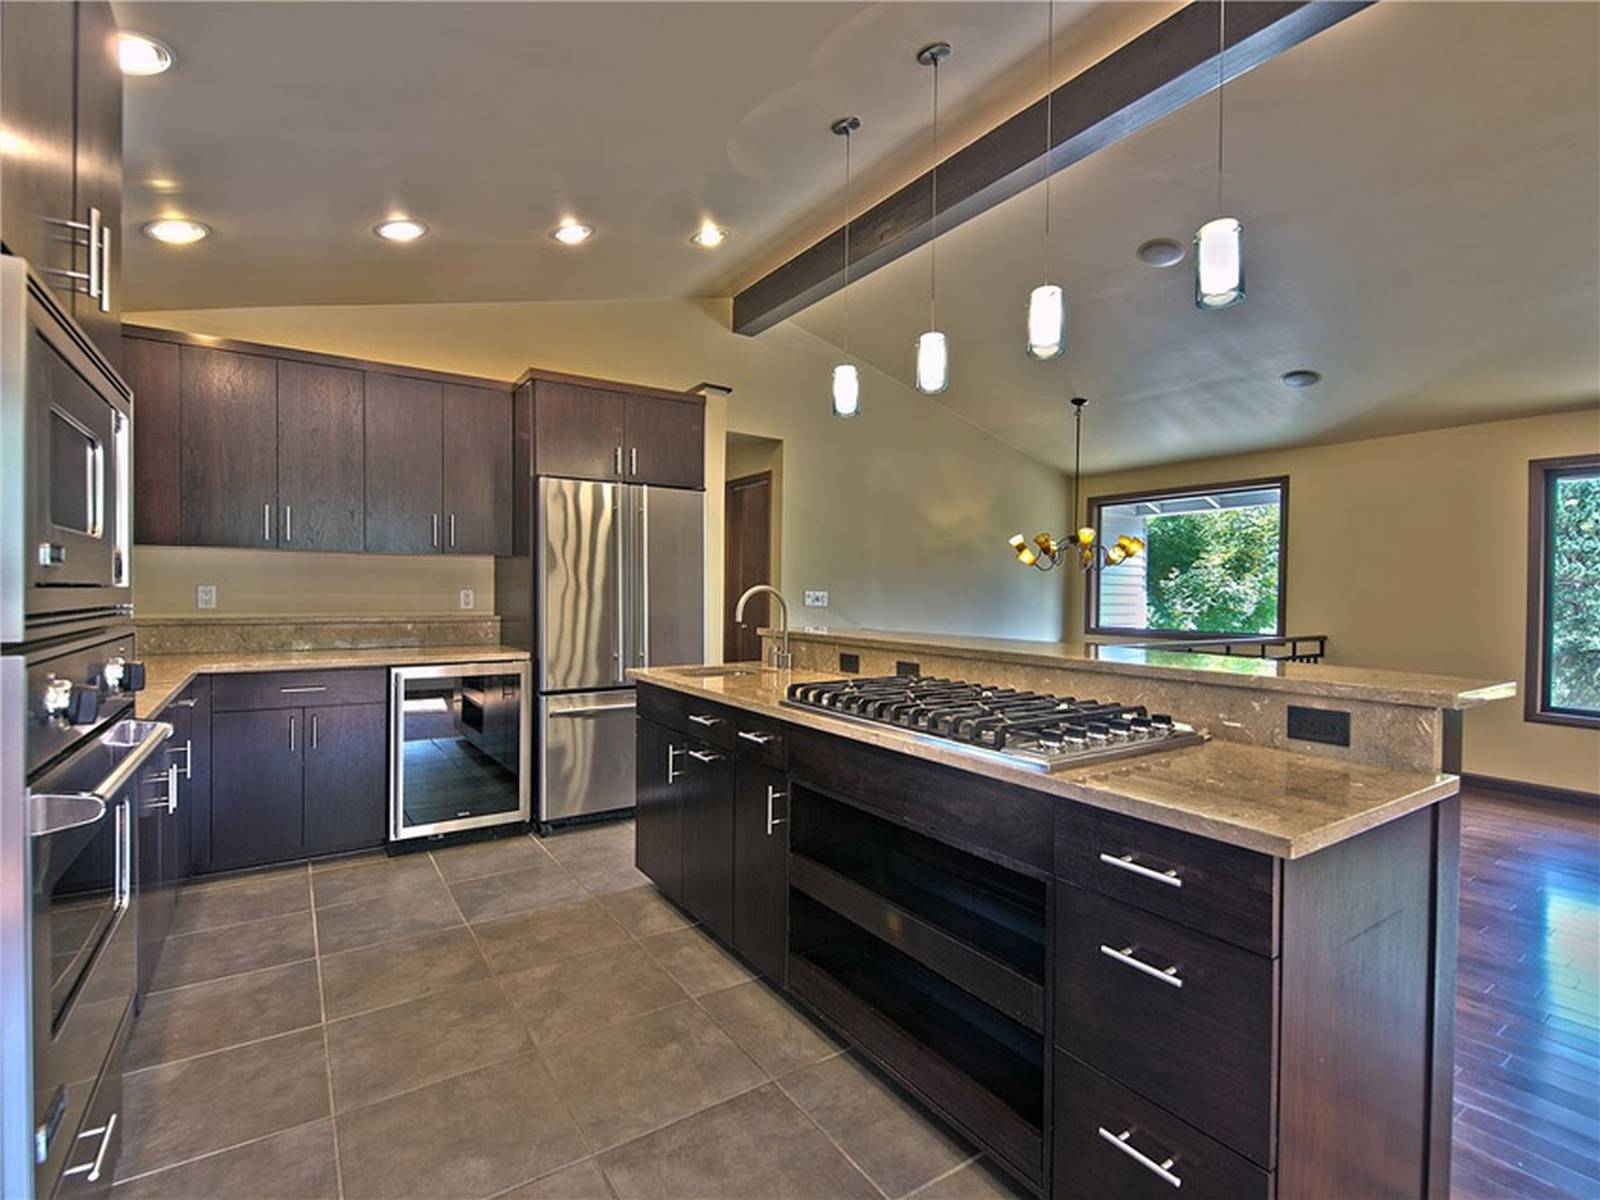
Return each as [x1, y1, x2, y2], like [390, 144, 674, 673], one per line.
[288, 714, 296, 754]
[629, 446, 638, 476]
[62, 1113, 117, 1183]
[687, 749, 723, 764]
[264, 503, 273, 543]
[1099, 944, 1183, 988]
[666, 743, 687, 784]
[311, 713, 319, 751]
[86, 207, 102, 301]
[1096, 1127, 1181, 1188]
[449, 513, 456, 548]
[737, 730, 775, 746]
[172, 738, 193, 779]
[614, 445, 623, 475]
[432, 513, 440, 548]
[637, 489, 649, 664]
[165, 763, 178, 814]
[766, 785, 788, 836]
[1099, 852, 1182, 888]
[279, 685, 327, 694]
[687, 713, 721, 727]
[98, 221, 112, 312]
[284, 504, 292, 544]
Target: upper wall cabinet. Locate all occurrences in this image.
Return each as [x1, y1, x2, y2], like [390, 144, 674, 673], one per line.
[0, 1, 123, 371]
[364, 374, 443, 555]
[442, 384, 513, 555]
[181, 346, 279, 548]
[279, 362, 365, 552]
[530, 379, 704, 489]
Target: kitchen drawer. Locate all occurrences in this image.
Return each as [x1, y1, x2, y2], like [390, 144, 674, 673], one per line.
[1055, 802, 1277, 956]
[682, 699, 736, 750]
[210, 669, 386, 712]
[637, 681, 685, 730]
[732, 710, 787, 767]
[1053, 1051, 1271, 1200]
[1055, 884, 1276, 1166]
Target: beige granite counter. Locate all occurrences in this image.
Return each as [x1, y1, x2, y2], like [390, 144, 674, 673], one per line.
[136, 614, 501, 655]
[138, 645, 530, 719]
[633, 665, 1460, 859]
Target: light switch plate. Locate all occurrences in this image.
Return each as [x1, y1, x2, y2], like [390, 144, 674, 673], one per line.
[459, 588, 475, 610]
[804, 590, 829, 608]
[196, 585, 217, 610]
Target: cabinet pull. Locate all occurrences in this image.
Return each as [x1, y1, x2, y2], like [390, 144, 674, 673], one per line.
[166, 763, 179, 814]
[432, 513, 440, 548]
[737, 730, 775, 746]
[279, 685, 328, 694]
[629, 446, 638, 476]
[172, 738, 193, 780]
[765, 785, 787, 835]
[449, 513, 456, 548]
[264, 503, 273, 543]
[1096, 1127, 1182, 1189]
[62, 1112, 117, 1184]
[171, 697, 199, 709]
[687, 713, 721, 727]
[1099, 852, 1182, 888]
[614, 445, 623, 475]
[86, 207, 102, 301]
[1099, 943, 1184, 988]
[687, 749, 723, 764]
[666, 744, 687, 784]
[288, 714, 296, 753]
[311, 713, 319, 750]
[98, 221, 112, 313]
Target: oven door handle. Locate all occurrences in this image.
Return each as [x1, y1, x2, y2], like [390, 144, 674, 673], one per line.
[29, 720, 173, 836]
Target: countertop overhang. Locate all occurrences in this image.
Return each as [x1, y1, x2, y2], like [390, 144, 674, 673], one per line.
[633, 665, 1461, 860]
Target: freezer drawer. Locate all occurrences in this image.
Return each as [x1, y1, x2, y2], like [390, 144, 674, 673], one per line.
[539, 691, 636, 824]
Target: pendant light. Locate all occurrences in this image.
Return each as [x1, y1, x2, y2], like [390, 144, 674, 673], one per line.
[915, 42, 951, 394]
[1026, 1, 1065, 360]
[1195, 0, 1244, 310]
[829, 116, 863, 418]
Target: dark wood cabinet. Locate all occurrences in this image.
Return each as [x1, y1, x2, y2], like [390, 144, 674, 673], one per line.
[125, 337, 182, 545]
[681, 739, 735, 942]
[136, 712, 182, 1004]
[364, 373, 443, 554]
[277, 361, 365, 552]
[70, 0, 122, 371]
[533, 381, 627, 481]
[174, 678, 211, 880]
[635, 717, 684, 904]
[0, 0, 77, 299]
[207, 708, 305, 869]
[303, 703, 387, 854]
[625, 394, 704, 489]
[732, 759, 788, 981]
[180, 346, 279, 548]
[442, 383, 512, 555]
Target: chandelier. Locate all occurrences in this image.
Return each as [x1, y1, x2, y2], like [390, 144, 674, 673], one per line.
[1008, 397, 1143, 572]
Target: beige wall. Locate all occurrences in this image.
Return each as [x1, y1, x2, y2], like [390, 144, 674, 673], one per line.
[128, 298, 1073, 655]
[1071, 408, 1600, 793]
[725, 433, 785, 590]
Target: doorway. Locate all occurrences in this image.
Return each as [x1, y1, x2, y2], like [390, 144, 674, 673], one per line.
[724, 433, 783, 663]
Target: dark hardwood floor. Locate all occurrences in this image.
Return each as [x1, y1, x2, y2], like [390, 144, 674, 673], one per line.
[1452, 788, 1600, 1199]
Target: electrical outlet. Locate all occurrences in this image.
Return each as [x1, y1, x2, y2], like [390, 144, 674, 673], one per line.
[804, 590, 829, 608]
[459, 588, 475, 610]
[196, 585, 217, 610]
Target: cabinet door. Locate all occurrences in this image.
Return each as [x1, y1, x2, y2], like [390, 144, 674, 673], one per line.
[635, 718, 683, 903]
[626, 395, 704, 489]
[0, 0, 76, 298]
[365, 373, 443, 553]
[733, 760, 788, 981]
[681, 740, 735, 942]
[533, 381, 625, 481]
[175, 678, 211, 879]
[125, 337, 182, 545]
[278, 361, 364, 551]
[442, 383, 511, 555]
[71, 1, 123, 372]
[180, 346, 279, 548]
[136, 746, 176, 1001]
[207, 708, 304, 870]
[303, 703, 386, 855]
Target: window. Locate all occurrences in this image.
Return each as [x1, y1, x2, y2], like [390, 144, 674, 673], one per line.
[1527, 455, 1600, 727]
[1086, 478, 1287, 637]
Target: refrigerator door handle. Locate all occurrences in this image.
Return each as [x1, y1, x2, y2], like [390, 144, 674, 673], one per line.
[638, 488, 650, 666]
[615, 486, 627, 683]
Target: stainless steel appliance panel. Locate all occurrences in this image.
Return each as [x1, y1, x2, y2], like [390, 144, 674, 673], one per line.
[0, 657, 31, 1200]
[630, 485, 704, 671]
[537, 478, 624, 693]
[539, 690, 636, 823]
[23, 629, 136, 778]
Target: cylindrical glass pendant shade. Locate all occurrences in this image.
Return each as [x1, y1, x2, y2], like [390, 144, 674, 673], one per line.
[1025, 284, 1066, 360]
[915, 330, 949, 394]
[831, 363, 860, 418]
[1194, 217, 1244, 310]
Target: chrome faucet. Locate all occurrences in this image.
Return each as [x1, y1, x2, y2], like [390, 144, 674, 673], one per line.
[734, 585, 791, 669]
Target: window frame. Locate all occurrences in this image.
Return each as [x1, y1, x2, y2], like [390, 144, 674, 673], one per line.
[1083, 475, 1290, 639]
[1524, 453, 1600, 729]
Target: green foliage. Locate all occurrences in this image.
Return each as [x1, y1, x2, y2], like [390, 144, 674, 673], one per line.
[1548, 473, 1600, 715]
[1145, 505, 1281, 634]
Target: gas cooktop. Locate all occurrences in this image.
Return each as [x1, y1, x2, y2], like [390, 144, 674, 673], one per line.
[783, 675, 1207, 772]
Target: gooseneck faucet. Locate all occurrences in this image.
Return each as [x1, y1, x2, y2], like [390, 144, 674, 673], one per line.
[734, 585, 792, 669]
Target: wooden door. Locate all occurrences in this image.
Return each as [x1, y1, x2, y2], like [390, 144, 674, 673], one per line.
[442, 383, 511, 555]
[125, 337, 182, 545]
[303, 703, 387, 854]
[71, 1, 123, 371]
[0, 0, 76, 300]
[635, 718, 683, 903]
[278, 361, 364, 551]
[179, 347, 279, 547]
[723, 472, 772, 662]
[733, 759, 788, 981]
[533, 381, 626, 480]
[626, 395, 705, 489]
[680, 740, 735, 941]
[206, 708, 304, 869]
[364, 373, 443, 553]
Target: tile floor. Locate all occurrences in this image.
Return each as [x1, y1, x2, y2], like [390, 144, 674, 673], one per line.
[113, 820, 1025, 1200]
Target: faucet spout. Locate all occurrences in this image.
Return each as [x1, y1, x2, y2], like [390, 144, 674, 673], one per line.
[735, 585, 792, 669]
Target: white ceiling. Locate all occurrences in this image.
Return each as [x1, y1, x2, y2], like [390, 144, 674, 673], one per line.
[792, 1, 1600, 472]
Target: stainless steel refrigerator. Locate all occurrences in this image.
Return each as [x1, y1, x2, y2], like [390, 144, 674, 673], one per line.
[534, 477, 703, 826]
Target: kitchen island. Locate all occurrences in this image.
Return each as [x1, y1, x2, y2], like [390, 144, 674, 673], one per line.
[631, 650, 1514, 1200]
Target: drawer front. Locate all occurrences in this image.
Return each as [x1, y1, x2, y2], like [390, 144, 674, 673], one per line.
[211, 669, 386, 712]
[1055, 803, 1277, 955]
[1055, 885, 1276, 1165]
[733, 710, 787, 768]
[636, 681, 685, 731]
[682, 699, 736, 750]
[1053, 1051, 1271, 1200]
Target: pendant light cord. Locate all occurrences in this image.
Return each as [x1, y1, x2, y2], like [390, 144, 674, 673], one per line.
[1043, 0, 1053, 284]
[1071, 401, 1083, 529]
[843, 125, 852, 360]
[930, 53, 940, 329]
[1216, 0, 1226, 210]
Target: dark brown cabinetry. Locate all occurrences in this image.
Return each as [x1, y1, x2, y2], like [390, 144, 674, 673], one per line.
[363, 373, 442, 554]
[732, 759, 788, 981]
[180, 346, 279, 548]
[208, 708, 305, 869]
[125, 337, 182, 545]
[442, 383, 512, 555]
[624, 393, 704, 488]
[681, 739, 735, 943]
[302, 703, 387, 853]
[278, 362, 365, 552]
[70, 0, 122, 370]
[635, 717, 684, 904]
[527, 376, 705, 489]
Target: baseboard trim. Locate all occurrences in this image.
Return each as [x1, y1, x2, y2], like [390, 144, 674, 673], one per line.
[1460, 773, 1599, 810]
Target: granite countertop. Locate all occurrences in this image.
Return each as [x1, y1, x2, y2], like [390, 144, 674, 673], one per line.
[138, 644, 531, 718]
[633, 665, 1460, 859]
[766, 626, 1515, 710]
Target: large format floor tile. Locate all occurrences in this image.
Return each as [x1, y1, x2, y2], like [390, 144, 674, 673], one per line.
[447, 858, 587, 922]
[501, 942, 687, 1045]
[313, 880, 464, 954]
[319, 925, 491, 1019]
[127, 960, 322, 1070]
[432, 834, 556, 882]
[170, 870, 310, 936]
[905, 1158, 1029, 1200]
[639, 926, 755, 997]
[594, 885, 693, 937]
[472, 898, 632, 975]
[113, 1119, 338, 1200]
[148, 911, 315, 993]
[495, 1158, 617, 1200]
[308, 852, 442, 909]
[697, 980, 843, 1079]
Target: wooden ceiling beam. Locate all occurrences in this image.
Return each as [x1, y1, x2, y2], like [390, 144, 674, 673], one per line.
[731, 0, 1372, 336]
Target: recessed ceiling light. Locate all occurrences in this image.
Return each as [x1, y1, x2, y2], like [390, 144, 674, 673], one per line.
[1136, 237, 1185, 268]
[118, 33, 174, 76]
[141, 218, 209, 245]
[1280, 369, 1323, 389]
[550, 220, 593, 246]
[690, 223, 729, 249]
[374, 218, 428, 242]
